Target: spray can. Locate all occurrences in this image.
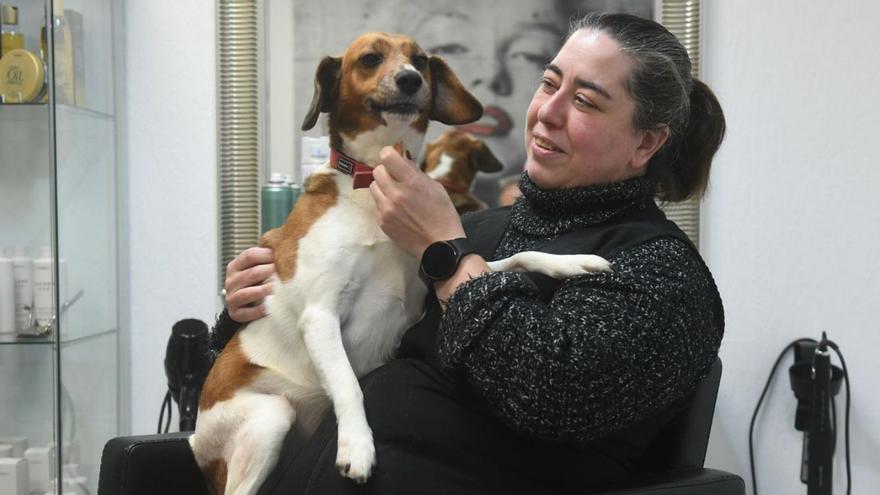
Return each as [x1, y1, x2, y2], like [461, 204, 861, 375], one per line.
[284, 175, 302, 209]
[261, 173, 294, 234]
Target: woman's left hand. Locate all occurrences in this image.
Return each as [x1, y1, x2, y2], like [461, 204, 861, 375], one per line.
[370, 145, 466, 258]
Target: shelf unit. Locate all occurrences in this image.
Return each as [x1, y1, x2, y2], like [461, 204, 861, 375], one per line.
[0, 1, 123, 494]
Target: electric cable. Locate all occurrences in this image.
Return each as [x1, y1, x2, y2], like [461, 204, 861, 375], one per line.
[157, 391, 172, 434]
[827, 340, 852, 495]
[749, 336, 851, 495]
[165, 392, 172, 433]
[749, 338, 815, 495]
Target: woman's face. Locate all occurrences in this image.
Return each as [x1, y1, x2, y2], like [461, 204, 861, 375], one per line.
[413, 3, 566, 198]
[524, 29, 655, 190]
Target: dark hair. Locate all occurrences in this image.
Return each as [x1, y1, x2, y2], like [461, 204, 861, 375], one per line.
[569, 13, 726, 201]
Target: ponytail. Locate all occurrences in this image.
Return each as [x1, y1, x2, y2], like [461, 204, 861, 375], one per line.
[650, 79, 726, 202]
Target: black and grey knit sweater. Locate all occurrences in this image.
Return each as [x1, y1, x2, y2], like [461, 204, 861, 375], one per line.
[437, 174, 724, 443]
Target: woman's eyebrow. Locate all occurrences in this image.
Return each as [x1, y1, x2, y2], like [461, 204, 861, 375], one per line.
[545, 63, 613, 100]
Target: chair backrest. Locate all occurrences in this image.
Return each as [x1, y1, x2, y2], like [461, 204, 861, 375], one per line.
[637, 358, 722, 471]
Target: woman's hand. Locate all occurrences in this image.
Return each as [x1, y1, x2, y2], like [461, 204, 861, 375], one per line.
[370, 146, 466, 258]
[225, 247, 275, 323]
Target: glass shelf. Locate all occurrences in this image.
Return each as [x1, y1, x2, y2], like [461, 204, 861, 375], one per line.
[0, 334, 54, 346]
[0, 327, 118, 346]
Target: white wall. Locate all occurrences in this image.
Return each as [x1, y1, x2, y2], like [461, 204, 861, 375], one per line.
[701, 0, 880, 492]
[124, 0, 218, 434]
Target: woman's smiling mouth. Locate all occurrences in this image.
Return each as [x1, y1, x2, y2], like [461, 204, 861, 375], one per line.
[534, 135, 562, 152]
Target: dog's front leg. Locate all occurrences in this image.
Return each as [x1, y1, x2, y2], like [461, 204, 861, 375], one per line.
[299, 306, 375, 483]
[487, 251, 613, 278]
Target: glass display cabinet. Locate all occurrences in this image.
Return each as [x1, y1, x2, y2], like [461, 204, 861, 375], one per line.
[0, 0, 123, 493]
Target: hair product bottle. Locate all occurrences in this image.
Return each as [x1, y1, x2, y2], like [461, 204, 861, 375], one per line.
[0, 247, 15, 334]
[32, 246, 69, 335]
[0, 6, 24, 58]
[261, 173, 295, 234]
[47, 0, 75, 105]
[0, 48, 47, 104]
[10, 247, 33, 333]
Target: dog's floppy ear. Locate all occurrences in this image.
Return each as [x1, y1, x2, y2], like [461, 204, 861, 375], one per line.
[419, 141, 437, 172]
[429, 56, 483, 125]
[470, 141, 504, 173]
[302, 56, 342, 131]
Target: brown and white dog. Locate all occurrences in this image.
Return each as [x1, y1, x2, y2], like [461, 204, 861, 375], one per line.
[189, 32, 612, 495]
[421, 129, 503, 214]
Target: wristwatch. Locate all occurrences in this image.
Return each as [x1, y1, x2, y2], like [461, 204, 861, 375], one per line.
[418, 237, 475, 286]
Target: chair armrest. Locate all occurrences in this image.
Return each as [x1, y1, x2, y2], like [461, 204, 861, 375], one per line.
[98, 432, 210, 495]
[592, 468, 745, 495]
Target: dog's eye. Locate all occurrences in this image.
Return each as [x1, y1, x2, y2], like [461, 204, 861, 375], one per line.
[412, 54, 428, 71]
[360, 53, 383, 68]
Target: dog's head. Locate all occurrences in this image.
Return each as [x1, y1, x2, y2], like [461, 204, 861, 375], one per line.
[420, 129, 503, 214]
[302, 32, 482, 164]
[421, 129, 503, 186]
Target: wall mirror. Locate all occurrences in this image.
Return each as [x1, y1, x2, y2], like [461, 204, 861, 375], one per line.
[218, 0, 700, 285]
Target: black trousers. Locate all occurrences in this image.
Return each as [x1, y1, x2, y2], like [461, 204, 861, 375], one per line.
[256, 358, 630, 495]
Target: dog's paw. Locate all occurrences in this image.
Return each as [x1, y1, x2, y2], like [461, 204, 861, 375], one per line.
[568, 254, 613, 274]
[514, 252, 612, 278]
[336, 427, 376, 483]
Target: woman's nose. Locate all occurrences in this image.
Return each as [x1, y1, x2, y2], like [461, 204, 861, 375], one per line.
[537, 91, 565, 129]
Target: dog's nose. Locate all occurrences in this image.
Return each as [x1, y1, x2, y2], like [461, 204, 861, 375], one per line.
[395, 70, 423, 95]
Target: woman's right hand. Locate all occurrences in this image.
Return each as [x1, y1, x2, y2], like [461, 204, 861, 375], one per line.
[225, 246, 276, 323]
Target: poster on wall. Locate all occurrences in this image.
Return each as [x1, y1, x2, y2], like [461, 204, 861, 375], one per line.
[294, 0, 654, 205]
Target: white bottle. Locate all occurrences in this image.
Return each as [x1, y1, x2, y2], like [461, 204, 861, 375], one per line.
[300, 135, 330, 180]
[31, 247, 68, 334]
[24, 445, 55, 494]
[0, 247, 15, 334]
[33, 247, 56, 332]
[10, 248, 33, 333]
[0, 457, 28, 495]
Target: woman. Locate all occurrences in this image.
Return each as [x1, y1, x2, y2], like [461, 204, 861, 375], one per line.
[222, 12, 725, 493]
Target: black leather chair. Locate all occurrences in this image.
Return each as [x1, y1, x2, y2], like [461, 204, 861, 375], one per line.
[98, 359, 744, 495]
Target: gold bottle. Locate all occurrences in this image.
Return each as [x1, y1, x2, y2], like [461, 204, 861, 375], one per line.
[0, 48, 47, 103]
[40, 0, 74, 105]
[1, 6, 25, 57]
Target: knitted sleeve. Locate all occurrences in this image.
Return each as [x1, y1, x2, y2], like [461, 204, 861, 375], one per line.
[437, 237, 723, 442]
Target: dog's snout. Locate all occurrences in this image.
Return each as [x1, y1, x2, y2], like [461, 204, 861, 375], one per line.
[395, 70, 423, 95]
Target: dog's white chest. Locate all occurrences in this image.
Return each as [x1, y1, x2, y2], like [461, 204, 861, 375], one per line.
[259, 192, 426, 377]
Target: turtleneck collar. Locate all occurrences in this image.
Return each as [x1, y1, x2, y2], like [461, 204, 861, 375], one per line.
[509, 173, 658, 236]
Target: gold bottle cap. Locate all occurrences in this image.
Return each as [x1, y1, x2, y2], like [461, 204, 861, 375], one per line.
[0, 49, 46, 103]
[1, 6, 19, 25]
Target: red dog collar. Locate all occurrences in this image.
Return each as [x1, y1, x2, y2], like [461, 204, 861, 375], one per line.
[330, 149, 374, 189]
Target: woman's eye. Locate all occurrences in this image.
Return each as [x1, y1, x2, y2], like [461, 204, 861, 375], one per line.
[429, 43, 468, 56]
[539, 78, 557, 92]
[575, 94, 596, 109]
[412, 54, 428, 70]
[360, 53, 383, 68]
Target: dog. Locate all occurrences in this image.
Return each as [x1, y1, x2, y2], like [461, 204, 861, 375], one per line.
[421, 129, 503, 214]
[189, 32, 612, 495]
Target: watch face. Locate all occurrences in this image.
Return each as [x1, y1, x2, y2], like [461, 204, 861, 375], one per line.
[422, 242, 457, 279]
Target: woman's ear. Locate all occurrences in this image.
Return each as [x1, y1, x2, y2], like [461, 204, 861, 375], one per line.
[302, 56, 341, 131]
[630, 125, 670, 171]
[428, 56, 483, 125]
